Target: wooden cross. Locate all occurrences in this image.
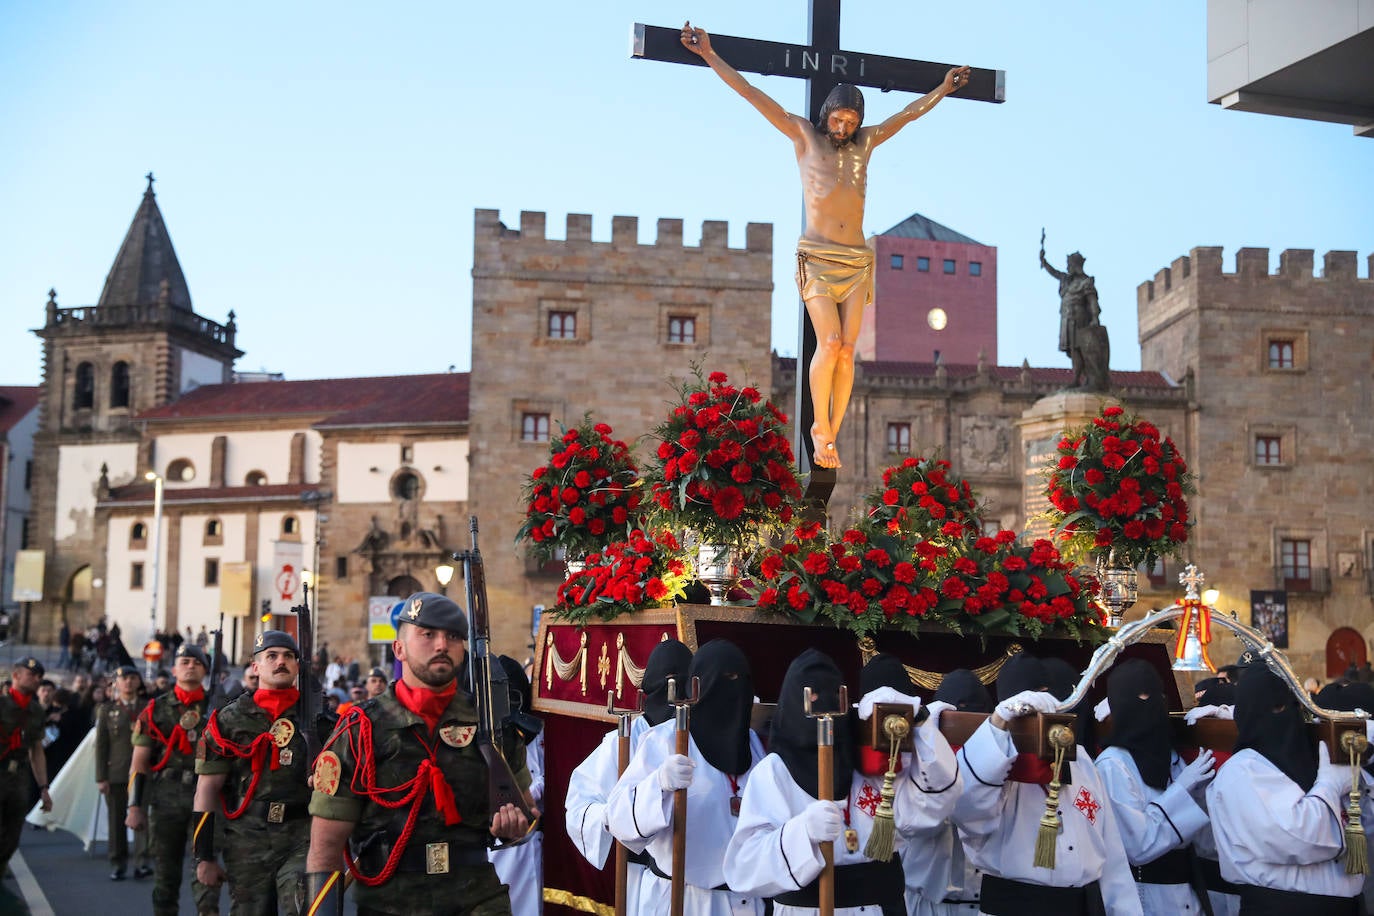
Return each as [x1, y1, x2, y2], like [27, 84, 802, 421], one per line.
[633, 3, 1004, 506]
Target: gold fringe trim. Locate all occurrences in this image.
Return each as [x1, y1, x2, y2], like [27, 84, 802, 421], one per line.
[545, 630, 588, 695]
[857, 637, 1025, 690]
[543, 888, 615, 915]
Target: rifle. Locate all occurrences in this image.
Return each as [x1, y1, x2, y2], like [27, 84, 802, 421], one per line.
[207, 614, 225, 709]
[455, 516, 539, 844]
[294, 579, 323, 768]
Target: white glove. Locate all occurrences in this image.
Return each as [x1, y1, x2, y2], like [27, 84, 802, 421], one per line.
[994, 689, 1060, 722]
[857, 686, 922, 721]
[1365, 719, 1374, 743]
[800, 800, 844, 844]
[1174, 749, 1215, 793]
[1184, 704, 1234, 724]
[1093, 697, 1111, 722]
[924, 700, 954, 728]
[658, 754, 695, 791]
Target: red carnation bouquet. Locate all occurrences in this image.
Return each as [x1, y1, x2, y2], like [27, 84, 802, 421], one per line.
[1044, 404, 1195, 567]
[553, 529, 689, 623]
[864, 455, 981, 540]
[515, 416, 643, 563]
[643, 368, 802, 549]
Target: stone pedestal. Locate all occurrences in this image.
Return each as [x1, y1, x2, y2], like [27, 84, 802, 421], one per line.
[1016, 391, 1121, 541]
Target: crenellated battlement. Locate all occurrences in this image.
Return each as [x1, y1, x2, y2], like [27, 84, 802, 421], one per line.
[1137, 246, 1374, 306]
[473, 208, 771, 252]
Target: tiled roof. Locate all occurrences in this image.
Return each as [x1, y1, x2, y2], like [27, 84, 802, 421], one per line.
[98, 182, 193, 310]
[876, 212, 983, 246]
[136, 373, 470, 426]
[0, 387, 40, 435]
[102, 482, 317, 506]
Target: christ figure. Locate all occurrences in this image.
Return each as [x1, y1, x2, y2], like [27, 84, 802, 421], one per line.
[682, 22, 969, 469]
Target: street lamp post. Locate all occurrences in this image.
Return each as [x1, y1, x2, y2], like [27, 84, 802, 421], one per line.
[435, 563, 455, 596]
[144, 471, 164, 678]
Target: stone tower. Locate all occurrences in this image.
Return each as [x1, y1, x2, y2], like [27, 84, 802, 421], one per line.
[467, 209, 773, 655]
[27, 177, 241, 640]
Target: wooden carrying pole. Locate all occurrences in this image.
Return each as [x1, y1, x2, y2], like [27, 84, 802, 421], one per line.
[667, 676, 699, 916]
[805, 684, 847, 916]
[608, 691, 643, 916]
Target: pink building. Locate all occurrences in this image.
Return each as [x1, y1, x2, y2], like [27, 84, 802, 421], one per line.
[859, 212, 997, 365]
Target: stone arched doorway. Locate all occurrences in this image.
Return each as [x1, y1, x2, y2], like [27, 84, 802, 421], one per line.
[1326, 626, 1367, 678]
[386, 575, 423, 598]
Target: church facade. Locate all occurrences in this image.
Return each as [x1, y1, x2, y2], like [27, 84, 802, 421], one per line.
[20, 183, 1374, 677]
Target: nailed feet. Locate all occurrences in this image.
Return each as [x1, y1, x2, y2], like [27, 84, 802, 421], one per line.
[810, 423, 841, 469]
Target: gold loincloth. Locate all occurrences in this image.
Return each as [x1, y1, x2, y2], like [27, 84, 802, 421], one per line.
[795, 239, 875, 305]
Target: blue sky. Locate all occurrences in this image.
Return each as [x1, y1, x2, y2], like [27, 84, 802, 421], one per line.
[1, 2, 1369, 386]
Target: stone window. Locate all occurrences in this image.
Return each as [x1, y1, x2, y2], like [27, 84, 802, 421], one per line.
[886, 422, 912, 454]
[74, 362, 95, 410]
[917, 257, 930, 272]
[1261, 330, 1307, 373]
[204, 518, 223, 546]
[1268, 340, 1294, 369]
[110, 361, 131, 409]
[245, 470, 267, 486]
[167, 458, 196, 482]
[335, 556, 348, 580]
[392, 470, 422, 500]
[890, 254, 904, 270]
[1280, 538, 1311, 589]
[667, 315, 697, 344]
[1255, 436, 1282, 466]
[548, 310, 577, 340]
[281, 515, 300, 539]
[204, 558, 219, 587]
[130, 521, 148, 548]
[521, 412, 551, 443]
[943, 259, 956, 274]
[969, 261, 982, 277]
[401, 444, 414, 464]
[130, 562, 145, 590]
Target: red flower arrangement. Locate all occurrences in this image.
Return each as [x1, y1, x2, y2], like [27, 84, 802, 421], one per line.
[515, 416, 643, 563]
[864, 455, 981, 540]
[553, 529, 689, 623]
[643, 368, 802, 549]
[1044, 404, 1195, 567]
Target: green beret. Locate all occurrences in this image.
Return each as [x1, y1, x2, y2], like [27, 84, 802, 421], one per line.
[397, 592, 468, 638]
[252, 630, 300, 657]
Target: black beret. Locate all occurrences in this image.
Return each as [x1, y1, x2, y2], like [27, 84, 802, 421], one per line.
[14, 656, 44, 677]
[367, 667, 388, 680]
[174, 644, 209, 669]
[396, 592, 468, 638]
[252, 630, 300, 657]
[114, 665, 142, 678]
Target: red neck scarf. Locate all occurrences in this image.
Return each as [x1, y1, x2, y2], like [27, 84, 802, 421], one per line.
[1008, 752, 1074, 787]
[857, 745, 903, 777]
[9, 688, 31, 710]
[174, 685, 205, 706]
[253, 687, 300, 721]
[395, 680, 456, 731]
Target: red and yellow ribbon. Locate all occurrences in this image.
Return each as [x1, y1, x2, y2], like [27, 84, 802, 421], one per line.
[1173, 598, 1216, 672]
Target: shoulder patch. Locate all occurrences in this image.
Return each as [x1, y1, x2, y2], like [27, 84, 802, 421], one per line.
[314, 750, 342, 796]
[439, 724, 476, 748]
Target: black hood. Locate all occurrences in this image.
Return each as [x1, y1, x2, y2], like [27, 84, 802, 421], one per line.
[496, 655, 542, 741]
[642, 639, 693, 728]
[687, 640, 754, 775]
[1105, 659, 1172, 790]
[1235, 667, 1316, 791]
[934, 669, 993, 713]
[996, 652, 1049, 702]
[1193, 677, 1236, 707]
[771, 648, 854, 800]
[860, 653, 915, 696]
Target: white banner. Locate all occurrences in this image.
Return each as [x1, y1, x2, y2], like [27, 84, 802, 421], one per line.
[269, 541, 305, 617]
[368, 595, 399, 644]
[12, 549, 44, 602]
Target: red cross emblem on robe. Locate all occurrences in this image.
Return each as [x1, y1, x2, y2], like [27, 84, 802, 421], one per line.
[856, 783, 882, 818]
[1073, 786, 1099, 824]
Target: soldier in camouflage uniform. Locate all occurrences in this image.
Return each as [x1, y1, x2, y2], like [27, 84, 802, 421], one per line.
[128, 643, 218, 916]
[192, 630, 325, 914]
[95, 664, 152, 880]
[0, 657, 52, 879]
[305, 592, 533, 916]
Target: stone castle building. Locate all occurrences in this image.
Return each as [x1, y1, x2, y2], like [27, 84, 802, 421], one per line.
[19, 180, 1374, 677]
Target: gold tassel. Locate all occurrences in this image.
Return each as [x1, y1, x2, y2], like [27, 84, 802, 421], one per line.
[863, 714, 910, 862]
[1034, 725, 1074, 870]
[1343, 731, 1369, 875]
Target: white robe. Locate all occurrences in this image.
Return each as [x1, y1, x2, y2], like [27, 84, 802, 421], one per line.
[564, 716, 653, 915]
[1094, 747, 1208, 914]
[953, 719, 1143, 915]
[491, 729, 545, 915]
[606, 719, 766, 915]
[1206, 748, 1373, 899]
[905, 819, 982, 915]
[724, 714, 961, 916]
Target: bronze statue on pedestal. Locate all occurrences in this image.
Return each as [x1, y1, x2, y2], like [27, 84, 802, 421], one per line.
[1040, 230, 1110, 392]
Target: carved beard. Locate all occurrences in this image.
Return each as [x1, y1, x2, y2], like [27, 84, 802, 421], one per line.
[821, 123, 859, 149]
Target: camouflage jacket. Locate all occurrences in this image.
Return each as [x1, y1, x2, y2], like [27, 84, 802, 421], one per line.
[196, 689, 329, 816]
[0, 689, 46, 775]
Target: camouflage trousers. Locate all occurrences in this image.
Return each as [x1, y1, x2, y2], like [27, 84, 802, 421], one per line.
[222, 813, 309, 915]
[353, 859, 513, 916]
[148, 792, 218, 916]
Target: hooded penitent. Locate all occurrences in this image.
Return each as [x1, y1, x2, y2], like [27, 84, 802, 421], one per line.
[687, 639, 754, 775]
[860, 653, 915, 696]
[1235, 666, 1317, 791]
[996, 652, 1049, 702]
[1105, 659, 1172, 790]
[771, 648, 855, 800]
[496, 655, 542, 742]
[641, 639, 693, 728]
[1193, 677, 1236, 707]
[934, 669, 993, 714]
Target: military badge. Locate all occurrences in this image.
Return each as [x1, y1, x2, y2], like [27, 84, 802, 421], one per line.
[270, 718, 296, 748]
[180, 709, 201, 730]
[439, 724, 476, 748]
[254, 632, 264, 649]
[408, 597, 424, 619]
[314, 750, 342, 796]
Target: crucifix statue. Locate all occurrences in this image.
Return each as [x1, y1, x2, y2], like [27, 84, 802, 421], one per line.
[634, 6, 1003, 502]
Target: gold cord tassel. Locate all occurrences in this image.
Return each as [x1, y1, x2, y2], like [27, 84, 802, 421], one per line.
[1343, 731, 1369, 875]
[863, 714, 910, 862]
[1034, 725, 1075, 870]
